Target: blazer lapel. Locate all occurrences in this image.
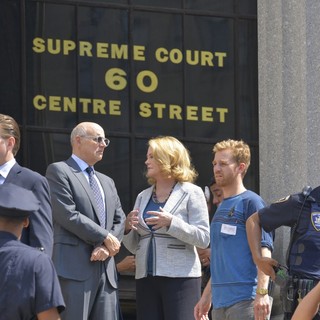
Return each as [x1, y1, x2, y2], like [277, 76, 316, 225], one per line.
[66, 158, 89, 191]
[137, 186, 153, 229]
[163, 183, 185, 214]
[65, 158, 102, 224]
[4, 162, 21, 182]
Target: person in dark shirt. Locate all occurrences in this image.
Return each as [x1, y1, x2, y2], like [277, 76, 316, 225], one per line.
[0, 183, 65, 320]
[246, 186, 320, 319]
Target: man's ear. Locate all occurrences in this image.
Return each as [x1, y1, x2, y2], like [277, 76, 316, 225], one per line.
[75, 135, 82, 145]
[22, 217, 30, 228]
[238, 162, 247, 175]
[6, 136, 15, 151]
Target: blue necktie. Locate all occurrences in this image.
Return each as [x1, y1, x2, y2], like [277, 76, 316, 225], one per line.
[86, 166, 106, 228]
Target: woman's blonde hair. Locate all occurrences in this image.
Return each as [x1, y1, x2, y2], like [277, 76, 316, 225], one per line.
[146, 136, 198, 185]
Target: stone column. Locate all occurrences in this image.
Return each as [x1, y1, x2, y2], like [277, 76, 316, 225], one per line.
[258, 0, 320, 316]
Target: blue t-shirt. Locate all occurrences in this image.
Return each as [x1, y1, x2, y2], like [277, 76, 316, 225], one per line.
[210, 190, 273, 309]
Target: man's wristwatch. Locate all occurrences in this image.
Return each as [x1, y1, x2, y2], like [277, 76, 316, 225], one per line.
[256, 288, 268, 295]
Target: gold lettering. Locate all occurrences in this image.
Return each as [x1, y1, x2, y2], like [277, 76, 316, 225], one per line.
[63, 40, 76, 55]
[185, 50, 199, 66]
[154, 103, 166, 118]
[155, 48, 168, 63]
[32, 38, 227, 68]
[93, 99, 106, 114]
[33, 95, 46, 110]
[109, 100, 121, 115]
[133, 45, 145, 61]
[202, 107, 214, 122]
[79, 98, 91, 113]
[32, 95, 226, 123]
[49, 96, 62, 111]
[216, 108, 228, 122]
[169, 105, 182, 120]
[79, 41, 93, 57]
[63, 97, 76, 112]
[200, 51, 214, 67]
[215, 52, 227, 67]
[32, 38, 45, 53]
[47, 39, 61, 55]
[111, 44, 127, 59]
[139, 102, 152, 117]
[96, 42, 109, 58]
[136, 71, 158, 93]
[186, 106, 198, 121]
[170, 49, 183, 64]
[138, 102, 228, 122]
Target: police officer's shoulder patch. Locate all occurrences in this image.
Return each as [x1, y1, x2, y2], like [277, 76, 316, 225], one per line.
[311, 212, 320, 231]
[274, 195, 290, 203]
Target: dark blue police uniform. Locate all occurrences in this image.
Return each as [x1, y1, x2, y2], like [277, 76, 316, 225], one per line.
[258, 186, 320, 319]
[0, 231, 65, 320]
[0, 183, 65, 320]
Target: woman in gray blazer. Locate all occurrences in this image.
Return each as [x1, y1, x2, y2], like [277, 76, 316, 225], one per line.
[123, 136, 210, 320]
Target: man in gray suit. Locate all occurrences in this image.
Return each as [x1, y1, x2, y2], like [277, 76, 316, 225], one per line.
[46, 122, 126, 320]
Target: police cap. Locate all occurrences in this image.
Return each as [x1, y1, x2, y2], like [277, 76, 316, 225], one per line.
[0, 183, 39, 218]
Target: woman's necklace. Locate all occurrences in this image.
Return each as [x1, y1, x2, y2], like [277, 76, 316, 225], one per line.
[152, 183, 176, 204]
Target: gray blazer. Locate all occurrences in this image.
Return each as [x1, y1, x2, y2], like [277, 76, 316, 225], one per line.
[46, 157, 126, 288]
[123, 182, 210, 279]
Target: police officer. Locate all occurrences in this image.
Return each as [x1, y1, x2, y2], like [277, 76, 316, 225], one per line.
[246, 186, 320, 319]
[0, 183, 65, 320]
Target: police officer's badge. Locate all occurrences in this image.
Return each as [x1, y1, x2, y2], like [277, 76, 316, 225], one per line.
[275, 195, 290, 203]
[311, 212, 320, 231]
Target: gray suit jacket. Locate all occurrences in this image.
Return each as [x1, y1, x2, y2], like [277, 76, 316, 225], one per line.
[123, 182, 210, 279]
[46, 157, 126, 288]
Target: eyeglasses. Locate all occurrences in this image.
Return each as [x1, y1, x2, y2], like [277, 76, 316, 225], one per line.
[81, 135, 110, 147]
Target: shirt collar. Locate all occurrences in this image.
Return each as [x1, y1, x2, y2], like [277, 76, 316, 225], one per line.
[0, 158, 16, 179]
[71, 154, 92, 173]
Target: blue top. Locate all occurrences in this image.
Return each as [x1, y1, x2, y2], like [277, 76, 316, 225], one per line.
[0, 231, 65, 319]
[210, 190, 273, 308]
[143, 197, 164, 274]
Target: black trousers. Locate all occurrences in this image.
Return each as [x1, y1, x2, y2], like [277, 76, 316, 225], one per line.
[284, 310, 320, 320]
[136, 275, 201, 320]
[282, 277, 320, 320]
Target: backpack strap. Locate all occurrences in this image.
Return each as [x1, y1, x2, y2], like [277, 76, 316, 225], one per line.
[285, 186, 313, 268]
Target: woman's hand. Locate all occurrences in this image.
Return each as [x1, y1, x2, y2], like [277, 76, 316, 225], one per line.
[125, 209, 139, 233]
[145, 207, 172, 230]
[197, 248, 211, 267]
